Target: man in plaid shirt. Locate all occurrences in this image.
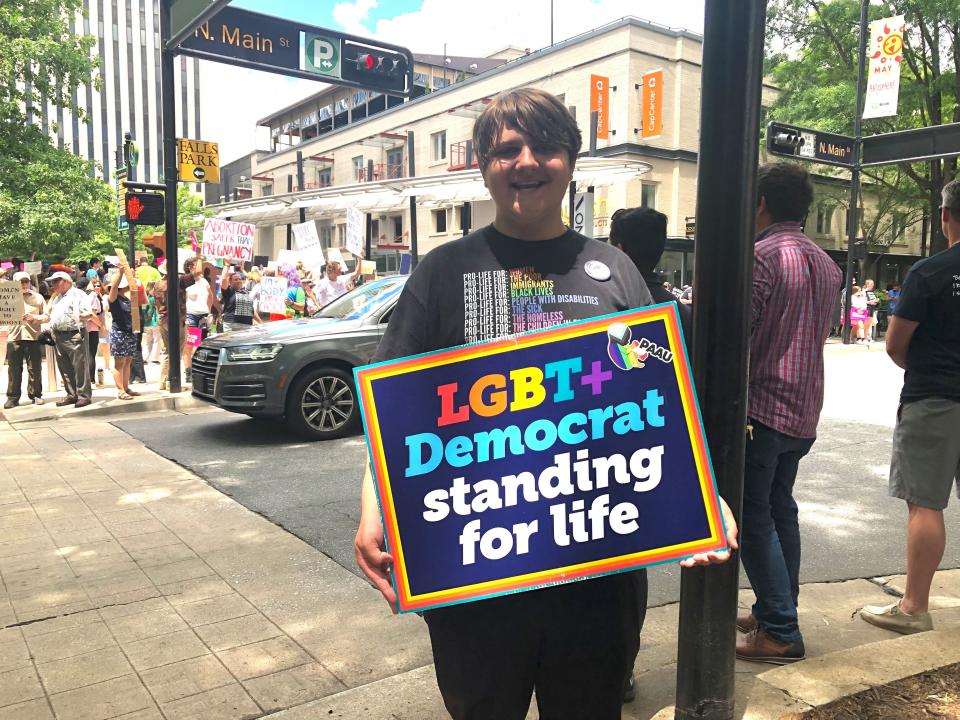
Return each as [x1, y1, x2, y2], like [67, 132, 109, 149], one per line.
[736, 163, 842, 664]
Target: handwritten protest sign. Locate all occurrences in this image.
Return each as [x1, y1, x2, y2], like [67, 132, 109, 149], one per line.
[202, 218, 255, 263]
[258, 276, 288, 315]
[0, 281, 25, 325]
[355, 304, 725, 613]
[22, 261, 42, 276]
[346, 207, 364, 257]
[292, 221, 324, 266]
[326, 247, 345, 268]
[276, 249, 301, 267]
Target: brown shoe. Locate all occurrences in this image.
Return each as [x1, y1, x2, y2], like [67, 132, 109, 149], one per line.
[737, 610, 758, 633]
[74, 399, 92, 408]
[736, 628, 805, 665]
[55, 397, 77, 407]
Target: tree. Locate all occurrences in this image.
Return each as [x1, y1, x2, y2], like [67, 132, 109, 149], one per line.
[0, 0, 114, 259]
[765, 0, 959, 254]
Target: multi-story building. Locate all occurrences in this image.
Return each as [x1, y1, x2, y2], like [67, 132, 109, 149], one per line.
[208, 16, 923, 287]
[27, 0, 201, 184]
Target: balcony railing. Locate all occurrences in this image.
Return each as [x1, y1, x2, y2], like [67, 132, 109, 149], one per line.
[448, 141, 479, 171]
[356, 163, 405, 182]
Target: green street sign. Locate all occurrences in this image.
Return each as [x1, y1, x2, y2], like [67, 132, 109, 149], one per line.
[167, 0, 230, 49]
[302, 32, 341, 77]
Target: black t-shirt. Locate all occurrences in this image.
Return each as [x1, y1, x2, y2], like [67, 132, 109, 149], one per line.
[894, 244, 960, 403]
[221, 287, 253, 323]
[374, 224, 652, 362]
[109, 296, 133, 333]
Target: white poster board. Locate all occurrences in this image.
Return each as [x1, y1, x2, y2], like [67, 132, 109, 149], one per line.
[202, 218, 256, 263]
[22, 261, 42, 276]
[276, 249, 302, 267]
[258, 276, 288, 315]
[177, 248, 195, 273]
[326, 247, 345, 269]
[0, 281, 25, 325]
[292, 221, 324, 265]
[346, 207, 365, 257]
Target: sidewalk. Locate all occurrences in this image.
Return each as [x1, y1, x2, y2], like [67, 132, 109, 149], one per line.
[2, 415, 959, 719]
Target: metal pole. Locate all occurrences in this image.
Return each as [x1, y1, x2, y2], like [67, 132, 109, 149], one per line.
[674, 1, 767, 718]
[159, 0, 181, 394]
[124, 133, 136, 262]
[407, 131, 418, 269]
[296, 151, 306, 225]
[842, 0, 869, 344]
[365, 213, 373, 258]
[286, 175, 293, 251]
[589, 110, 598, 156]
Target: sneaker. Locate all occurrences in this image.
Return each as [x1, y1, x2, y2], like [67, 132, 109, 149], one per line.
[736, 628, 805, 665]
[3, 398, 18, 409]
[32, 398, 44, 406]
[737, 610, 758, 633]
[859, 602, 933, 635]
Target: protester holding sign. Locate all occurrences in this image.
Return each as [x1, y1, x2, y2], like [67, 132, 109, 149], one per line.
[355, 88, 737, 719]
[736, 164, 842, 664]
[106, 267, 137, 400]
[4, 272, 46, 408]
[219, 268, 254, 332]
[153, 259, 194, 391]
[316, 251, 363, 308]
[183, 259, 214, 384]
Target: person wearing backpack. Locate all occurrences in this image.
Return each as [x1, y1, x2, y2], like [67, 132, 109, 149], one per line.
[220, 268, 254, 332]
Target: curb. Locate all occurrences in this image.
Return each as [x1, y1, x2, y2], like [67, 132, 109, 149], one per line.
[0, 392, 208, 424]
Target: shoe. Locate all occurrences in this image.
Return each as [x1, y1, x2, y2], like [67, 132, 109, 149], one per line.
[117, 393, 133, 401]
[737, 610, 758, 633]
[859, 602, 933, 635]
[55, 397, 77, 407]
[74, 399, 91, 408]
[3, 398, 18, 409]
[127, 389, 141, 396]
[622, 675, 635, 704]
[736, 628, 805, 665]
[32, 398, 44, 406]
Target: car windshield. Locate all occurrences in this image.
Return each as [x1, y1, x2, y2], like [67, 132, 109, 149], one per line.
[316, 277, 405, 320]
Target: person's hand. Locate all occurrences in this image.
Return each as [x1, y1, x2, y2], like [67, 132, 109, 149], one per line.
[118, 262, 129, 273]
[680, 496, 738, 567]
[22, 313, 36, 322]
[355, 512, 396, 611]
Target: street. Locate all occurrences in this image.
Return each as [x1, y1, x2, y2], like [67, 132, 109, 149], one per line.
[113, 345, 960, 608]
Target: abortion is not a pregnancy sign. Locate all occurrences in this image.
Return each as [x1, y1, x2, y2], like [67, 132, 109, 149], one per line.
[355, 303, 726, 613]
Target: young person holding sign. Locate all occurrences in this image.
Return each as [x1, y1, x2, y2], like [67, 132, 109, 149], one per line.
[355, 88, 737, 718]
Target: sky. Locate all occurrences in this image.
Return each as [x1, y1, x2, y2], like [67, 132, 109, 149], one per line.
[201, 0, 706, 163]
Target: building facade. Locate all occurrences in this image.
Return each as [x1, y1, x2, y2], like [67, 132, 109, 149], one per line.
[27, 0, 201, 184]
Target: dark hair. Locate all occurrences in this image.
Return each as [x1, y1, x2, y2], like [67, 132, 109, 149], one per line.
[90, 257, 100, 265]
[473, 88, 582, 170]
[757, 163, 814, 223]
[76, 277, 90, 290]
[609, 207, 668, 274]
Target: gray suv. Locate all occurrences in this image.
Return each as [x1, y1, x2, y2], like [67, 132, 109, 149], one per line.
[191, 275, 406, 440]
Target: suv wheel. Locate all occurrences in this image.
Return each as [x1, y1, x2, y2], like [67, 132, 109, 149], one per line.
[285, 367, 359, 440]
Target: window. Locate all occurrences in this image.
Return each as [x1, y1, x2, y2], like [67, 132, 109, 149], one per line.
[320, 225, 333, 248]
[433, 209, 447, 233]
[816, 204, 835, 235]
[337, 224, 346, 245]
[318, 168, 332, 188]
[641, 184, 657, 209]
[353, 156, 364, 182]
[387, 147, 403, 178]
[353, 90, 367, 107]
[371, 219, 380, 242]
[892, 212, 908, 242]
[392, 215, 404, 242]
[432, 76, 451, 90]
[431, 131, 447, 162]
[413, 72, 429, 87]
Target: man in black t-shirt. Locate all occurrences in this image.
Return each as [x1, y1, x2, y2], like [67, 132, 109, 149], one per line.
[861, 179, 960, 635]
[354, 88, 738, 719]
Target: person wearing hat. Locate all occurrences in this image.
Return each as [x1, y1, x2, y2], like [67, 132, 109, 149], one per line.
[106, 265, 138, 400]
[46, 270, 93, 407]
[4, 271, 47, 409]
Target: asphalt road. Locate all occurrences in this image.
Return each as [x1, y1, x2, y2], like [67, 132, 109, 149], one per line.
[113, 350, 960, 608]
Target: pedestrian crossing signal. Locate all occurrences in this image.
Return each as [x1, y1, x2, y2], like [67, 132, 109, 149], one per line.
[125, 192, 165, 226]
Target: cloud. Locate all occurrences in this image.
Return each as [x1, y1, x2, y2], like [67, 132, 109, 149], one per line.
[201, 0, 705, 165]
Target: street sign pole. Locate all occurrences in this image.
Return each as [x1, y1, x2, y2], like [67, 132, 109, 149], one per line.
[842, 0, 870, 345]
[123, 133, 136, 265]
[674, 1, 767, 718]
[160, 0, 182, 393]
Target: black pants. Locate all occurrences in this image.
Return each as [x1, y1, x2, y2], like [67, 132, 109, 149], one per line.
[424, 573, 641, 720]
[53, 329, 91, 401]
[86, 330, 99, 384]
[132, 332, 146, 382]
[6, 340, 43, 400]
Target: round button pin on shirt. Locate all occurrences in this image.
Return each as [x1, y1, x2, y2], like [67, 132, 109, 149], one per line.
[584, 260, 611, 281]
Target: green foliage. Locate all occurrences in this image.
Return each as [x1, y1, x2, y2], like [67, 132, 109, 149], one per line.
[765, 0, 959, 253]
[0, 0, 115, 260]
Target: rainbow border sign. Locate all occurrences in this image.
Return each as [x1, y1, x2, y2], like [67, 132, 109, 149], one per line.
[355, 303, 725, 614]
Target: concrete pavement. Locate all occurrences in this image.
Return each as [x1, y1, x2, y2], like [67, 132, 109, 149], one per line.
[3, 413, 960, 719]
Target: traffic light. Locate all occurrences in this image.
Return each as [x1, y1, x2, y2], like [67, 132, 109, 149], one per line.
[125, 191, 165, 226]
[766, 121, 806, 157]
[341, 42, 407, 93]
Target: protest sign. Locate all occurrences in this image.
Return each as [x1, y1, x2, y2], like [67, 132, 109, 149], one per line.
[355, 304, 725, 613]
[276, 249, 302, 267]
[346, 207, 364, 257]
[0, 281, 25, 325]
[201, 218, 255, 263]
[22, 261, 42, 276]
[292, 221, 324, 265]
[258, 276, 288, 315]
[326, 247, 346, 268]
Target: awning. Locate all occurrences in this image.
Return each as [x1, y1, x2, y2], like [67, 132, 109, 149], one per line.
[208, 157, 651, 227]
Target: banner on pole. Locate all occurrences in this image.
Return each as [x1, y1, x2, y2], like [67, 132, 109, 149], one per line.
[355, 304, 725, 613]
[201, 219, 255, 263]
[863, 15, 905, 120]
[589, 74, 609, 140]
[641, 69, 663, 139]
[257, 276, 288, 315]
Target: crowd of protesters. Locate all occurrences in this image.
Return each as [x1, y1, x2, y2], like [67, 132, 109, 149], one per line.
[2, 250, 365, 401]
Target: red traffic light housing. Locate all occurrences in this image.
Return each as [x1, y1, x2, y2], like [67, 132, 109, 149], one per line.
[124, 191, 165, 226]
[342, 42, 407, 93]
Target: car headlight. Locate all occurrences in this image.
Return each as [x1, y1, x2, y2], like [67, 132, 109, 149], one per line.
[225, 344, 284, 361]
